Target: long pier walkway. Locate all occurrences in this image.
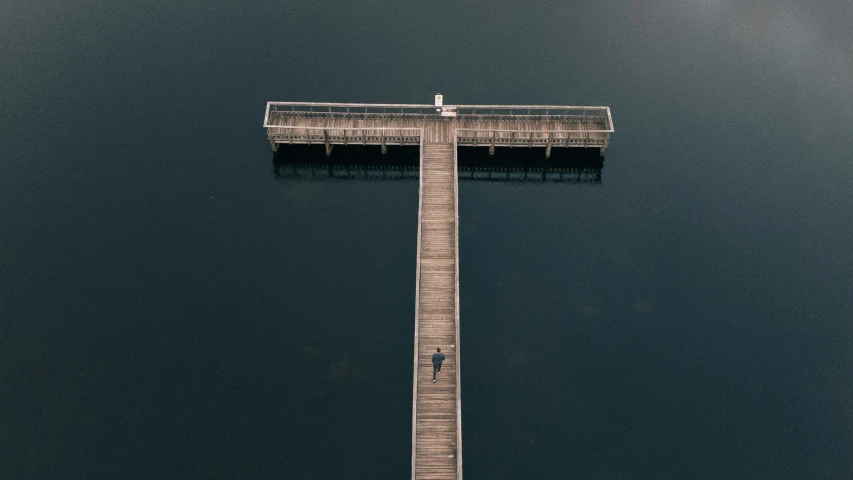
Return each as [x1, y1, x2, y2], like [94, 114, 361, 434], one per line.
[412, 121, 461, 480]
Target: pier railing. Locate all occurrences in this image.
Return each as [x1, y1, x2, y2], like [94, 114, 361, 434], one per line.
[265, 102, 613, 129]
[455, 105, 613, 130]
[456, 128, 610, 148]
[265, 102, 438, 123]
[265, 126, 423, 146]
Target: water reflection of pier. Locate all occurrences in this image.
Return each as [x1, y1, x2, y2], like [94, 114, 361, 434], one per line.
[272, 145, 603, 184]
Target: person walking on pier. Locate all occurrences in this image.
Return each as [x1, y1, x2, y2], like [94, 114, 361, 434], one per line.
[432, 347, 445, 382]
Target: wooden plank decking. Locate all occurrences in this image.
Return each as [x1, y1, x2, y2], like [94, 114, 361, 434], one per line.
[412, 120, 461, 480]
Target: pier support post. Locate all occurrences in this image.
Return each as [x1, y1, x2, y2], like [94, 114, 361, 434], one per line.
[545, 133, 552, 159]
[323, 129, 332, 157]
[270, 140, 278, 153]
[381, 143, 388, 155]
[488, 145, 495, 156]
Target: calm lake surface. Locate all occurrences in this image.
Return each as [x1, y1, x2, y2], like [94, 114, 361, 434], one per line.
[2, 0, 852, 478]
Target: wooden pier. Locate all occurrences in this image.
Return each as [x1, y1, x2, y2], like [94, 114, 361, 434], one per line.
[264, 98, 613, 480]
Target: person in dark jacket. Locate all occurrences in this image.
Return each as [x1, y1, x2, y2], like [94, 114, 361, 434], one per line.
[432, 347, 445, 382]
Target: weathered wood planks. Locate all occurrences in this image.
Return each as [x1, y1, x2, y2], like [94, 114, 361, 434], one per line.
[412, 121, 461, 480]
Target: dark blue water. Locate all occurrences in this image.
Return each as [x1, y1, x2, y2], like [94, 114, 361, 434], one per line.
[3, 0, 852, 478]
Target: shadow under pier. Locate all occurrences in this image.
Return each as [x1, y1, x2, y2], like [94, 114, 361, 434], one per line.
[273, 144, 420, 181]
[457, 146, 603, 184]
[272, 144, 603, 183]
